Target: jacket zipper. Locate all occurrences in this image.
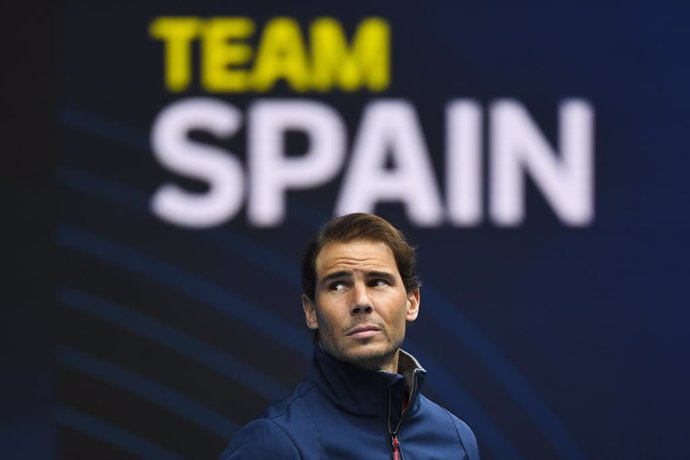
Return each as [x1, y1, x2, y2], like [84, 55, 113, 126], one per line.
[387, 371, 419, 460]
[391, 434, 400, 460]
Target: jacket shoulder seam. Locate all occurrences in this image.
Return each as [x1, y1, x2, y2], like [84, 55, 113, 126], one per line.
[265, 418, 305, 460]
[264, 383, 319, 459]
[265, 381, 316, 419]
[440, 406, 473, 458]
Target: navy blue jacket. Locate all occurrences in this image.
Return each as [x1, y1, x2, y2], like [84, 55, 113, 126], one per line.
[220, 346, 479, 459]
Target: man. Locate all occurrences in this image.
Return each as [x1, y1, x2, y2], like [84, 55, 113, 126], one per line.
[221, 213, 479, 459]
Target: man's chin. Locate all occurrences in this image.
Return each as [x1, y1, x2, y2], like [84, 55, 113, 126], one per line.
[340, 344, 398, 371]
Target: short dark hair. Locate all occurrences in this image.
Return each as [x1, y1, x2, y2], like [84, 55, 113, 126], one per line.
[301, 213, 421, 301]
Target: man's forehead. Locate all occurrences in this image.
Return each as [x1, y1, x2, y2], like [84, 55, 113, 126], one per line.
[315, 240, 397, 275]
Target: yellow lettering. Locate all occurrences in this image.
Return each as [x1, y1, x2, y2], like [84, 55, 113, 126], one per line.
[310, 17, 390, 92]
[251, 18, 310, 92]
[149, 17, 201, 92]
[201, 18, 255, 92]
[151, 16, 391, 93]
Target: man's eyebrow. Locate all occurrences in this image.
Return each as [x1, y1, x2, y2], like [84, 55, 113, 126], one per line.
[367, 271, 395, 280]
[320, 271, 352, 284]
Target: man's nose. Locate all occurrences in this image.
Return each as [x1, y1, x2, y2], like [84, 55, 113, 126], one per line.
[350, 284, 373, 315]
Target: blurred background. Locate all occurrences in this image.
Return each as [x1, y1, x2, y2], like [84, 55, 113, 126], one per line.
[4, 0, 690, 459]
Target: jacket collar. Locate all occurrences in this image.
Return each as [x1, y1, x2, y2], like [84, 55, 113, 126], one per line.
[306, 346, 427, 421]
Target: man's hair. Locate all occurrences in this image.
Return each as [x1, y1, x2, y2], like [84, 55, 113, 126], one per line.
[301, 213, 421, 300]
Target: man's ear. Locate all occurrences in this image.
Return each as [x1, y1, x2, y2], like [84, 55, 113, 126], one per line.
[302, 295, 319, 330]
[406, 288, 420, 322]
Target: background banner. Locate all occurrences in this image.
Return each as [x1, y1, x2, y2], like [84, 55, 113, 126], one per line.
[46, 1, 690, 459]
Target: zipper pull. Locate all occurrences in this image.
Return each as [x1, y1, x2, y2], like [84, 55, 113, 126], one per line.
[391, 434, 400, 460]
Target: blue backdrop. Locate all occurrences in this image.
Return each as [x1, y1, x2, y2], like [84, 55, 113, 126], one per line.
[45, 1, 690, 459]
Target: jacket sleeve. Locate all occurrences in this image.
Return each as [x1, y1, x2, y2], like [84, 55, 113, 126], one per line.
[219, 419, 302, 460]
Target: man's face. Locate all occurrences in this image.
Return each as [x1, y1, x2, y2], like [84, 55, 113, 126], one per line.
[302, 240, 420, 372]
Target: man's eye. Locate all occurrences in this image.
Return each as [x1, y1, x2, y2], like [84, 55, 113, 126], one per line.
[371, 279, 388, 287]
[330, 282, 347, 292]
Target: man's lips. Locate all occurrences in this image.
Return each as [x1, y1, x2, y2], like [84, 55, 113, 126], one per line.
[346, 324, 382, 339]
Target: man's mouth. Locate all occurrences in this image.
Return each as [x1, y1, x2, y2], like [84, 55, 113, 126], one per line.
[346, 324, 382, 340]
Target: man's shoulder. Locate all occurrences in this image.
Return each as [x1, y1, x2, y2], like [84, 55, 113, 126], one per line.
[418, 394, 480, 460]
[259, 376, 320, 419]
[219, 380, 321, 460]
[218, 418, 300, 459]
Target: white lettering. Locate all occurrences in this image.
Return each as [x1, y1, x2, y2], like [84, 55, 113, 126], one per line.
[490, 100, 594, 226]
[248, 100, 346, 226]
[336, 101, 443, 226]
[447, 100, 482, 225]
[150, 98, 244, 228]
[149, 98, 595, 229]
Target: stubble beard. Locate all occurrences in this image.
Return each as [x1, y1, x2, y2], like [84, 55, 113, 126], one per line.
[321, 327, 405, 373]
